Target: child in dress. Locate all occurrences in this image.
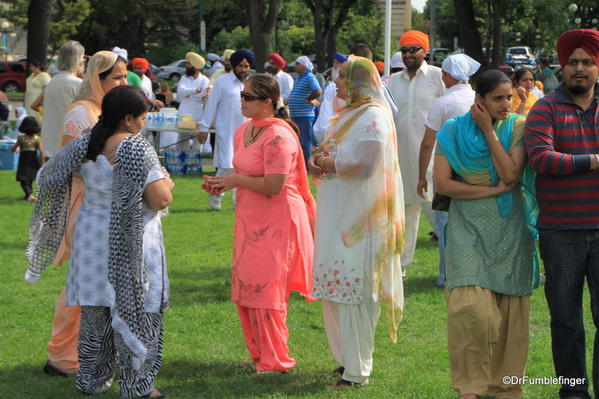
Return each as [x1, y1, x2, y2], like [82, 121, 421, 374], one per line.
[12, 116, 44, 202]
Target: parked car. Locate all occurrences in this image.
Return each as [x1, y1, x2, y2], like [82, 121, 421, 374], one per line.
[0, 61, 26, 92]
[425, 48, 451, 67]
[506, 46, 536, 65]
[157, 59, 186, 82]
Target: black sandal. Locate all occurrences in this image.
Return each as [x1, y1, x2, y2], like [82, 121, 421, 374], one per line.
[43, 361, 69, 377]
[332, 378, 369, 389]
[331, 366, 345, 377]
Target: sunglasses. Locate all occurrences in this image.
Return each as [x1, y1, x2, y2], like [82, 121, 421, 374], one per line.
[240, 91, 265, 101]
[400, 46, 422, 54]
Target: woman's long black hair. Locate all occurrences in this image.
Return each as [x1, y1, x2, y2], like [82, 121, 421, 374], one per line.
[86, 85, 150, 161]
[475, 69, 513, 97]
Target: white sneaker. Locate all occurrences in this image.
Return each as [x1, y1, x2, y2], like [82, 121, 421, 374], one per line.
[209, 196, 222, 211]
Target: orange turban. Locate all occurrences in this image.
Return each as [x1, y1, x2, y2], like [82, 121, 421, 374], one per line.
[399, 30, 429, 53]
[131, 57, 149, 72]
[374, 61, 385, 74]
[556, 29, 599, 68]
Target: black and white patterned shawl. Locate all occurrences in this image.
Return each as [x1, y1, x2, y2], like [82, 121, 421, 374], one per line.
[27, 132, 162, 367]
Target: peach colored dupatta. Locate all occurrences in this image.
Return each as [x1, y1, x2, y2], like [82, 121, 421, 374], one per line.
[53, 51, 119, 265]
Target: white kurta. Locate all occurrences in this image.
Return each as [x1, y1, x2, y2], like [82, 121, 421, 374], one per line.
[274, 70, 294, 100]
[313, 82, 337, 144]
[40, 72, 82, 158]
[388, 61, 444, 204]
[140, 74, 155, 100]
[199, 72, 247, 169]
[424, 83, 475, 132]
[177, 74, 209, 122]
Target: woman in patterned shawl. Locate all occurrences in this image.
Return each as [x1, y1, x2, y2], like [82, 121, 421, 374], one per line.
[41, 50, 129, 378]
[26, 85, 174, 399]
[434, 69, 535, 399]
[203, 73, 316, 374]
[308, 56, 405, 388]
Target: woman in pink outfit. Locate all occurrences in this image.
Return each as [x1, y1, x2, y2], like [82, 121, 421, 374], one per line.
[203, 73, 316, 373]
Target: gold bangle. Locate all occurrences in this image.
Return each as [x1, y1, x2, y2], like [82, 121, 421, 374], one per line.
[318, 156, 328, 169]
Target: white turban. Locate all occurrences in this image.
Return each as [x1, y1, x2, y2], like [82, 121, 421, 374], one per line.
[390, 51, 405, 69]
[442, 54, 480, 83]
[111, 46, 128, 61]
[294, 55, 313, 72]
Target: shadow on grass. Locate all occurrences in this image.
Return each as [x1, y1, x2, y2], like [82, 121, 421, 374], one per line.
[158, 359, 328, 397]
[0, 196, 27, 205]
[0, 361, 329, 398]
[169, 267, 230, 306]
[0, 364, 85, 399]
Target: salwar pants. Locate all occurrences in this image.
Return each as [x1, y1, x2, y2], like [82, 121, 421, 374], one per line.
[237, 304, 296, 372]
[47, 288, 80, 372]
[77, 306, 164, 398]
[447, 286, 530, 399]
[322, 299, 381, 384]
[401, 202, 435, 267]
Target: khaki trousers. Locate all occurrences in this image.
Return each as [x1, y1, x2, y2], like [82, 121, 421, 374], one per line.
[447, 286, 530, 399]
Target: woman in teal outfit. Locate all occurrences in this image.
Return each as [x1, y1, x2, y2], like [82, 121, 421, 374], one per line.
[434, 69, 535, 399]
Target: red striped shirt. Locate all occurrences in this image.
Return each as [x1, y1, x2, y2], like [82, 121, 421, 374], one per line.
[524, 83, 599, 229]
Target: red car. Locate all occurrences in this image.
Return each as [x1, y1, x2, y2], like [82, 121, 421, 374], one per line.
[0, 61, 26, 92]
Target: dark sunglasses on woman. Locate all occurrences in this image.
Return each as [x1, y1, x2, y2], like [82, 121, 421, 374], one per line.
[240, 91, 265, 102]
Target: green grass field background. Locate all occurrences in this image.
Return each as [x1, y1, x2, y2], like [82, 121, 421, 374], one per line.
[0, 170, 595, 398]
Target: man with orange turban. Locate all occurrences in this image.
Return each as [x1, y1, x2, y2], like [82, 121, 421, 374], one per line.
[132, 57, 163, 109]
[266, 53, 294, 100]
[388, 30, 445, 273]
[525, 28, 599, 399]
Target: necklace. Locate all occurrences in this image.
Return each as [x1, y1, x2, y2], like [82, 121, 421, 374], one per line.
[246, 125, 265, 145]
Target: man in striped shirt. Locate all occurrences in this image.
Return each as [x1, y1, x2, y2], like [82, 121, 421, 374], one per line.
[524, 29, 599, 399]
[288, 56, 322, 168]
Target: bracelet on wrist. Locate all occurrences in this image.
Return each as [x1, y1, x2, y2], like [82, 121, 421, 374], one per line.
[318, 156, 329, 170]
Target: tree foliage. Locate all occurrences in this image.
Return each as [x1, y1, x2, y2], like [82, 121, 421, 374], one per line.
[425, 0, 582, 67]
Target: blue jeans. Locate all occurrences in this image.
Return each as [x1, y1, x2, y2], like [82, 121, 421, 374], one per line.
[539, 229, 599, 399]
[292, 117, 315, 169]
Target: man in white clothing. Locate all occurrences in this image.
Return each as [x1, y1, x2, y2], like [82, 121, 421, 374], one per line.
[416, 54, 480, 287]
[132, 57, 163, 109]
[313, 52, 347, 144]
[266, 53, 294, 100]
[388, 30, 445, 269]
[41, 40, 85, 159]
[207, 53, 223, 78]
[176, 52, 209, 150]
[199, 49, 253, 210]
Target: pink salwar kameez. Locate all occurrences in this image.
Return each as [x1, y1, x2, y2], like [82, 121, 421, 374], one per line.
[230, 118, 315, 372]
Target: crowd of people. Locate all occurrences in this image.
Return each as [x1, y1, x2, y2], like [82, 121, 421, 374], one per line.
[17, 26, 599, 399]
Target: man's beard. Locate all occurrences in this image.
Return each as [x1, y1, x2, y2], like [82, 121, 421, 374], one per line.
[566, 77, 593, 96]
[185, 67, 196, 76]
[224, 64, 232, 72]
[234, 69, 249, 81]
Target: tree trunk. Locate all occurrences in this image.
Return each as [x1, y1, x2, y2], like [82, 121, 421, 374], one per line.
[452, 0, 487, 68]
[305, 0, 357, 71]
[27, 0, 52, 68]
[489, 0, 503, 67]
[246, 0, 282, 73]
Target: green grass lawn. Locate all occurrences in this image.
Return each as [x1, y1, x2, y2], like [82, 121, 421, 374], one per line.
[0, 169, 595, 398]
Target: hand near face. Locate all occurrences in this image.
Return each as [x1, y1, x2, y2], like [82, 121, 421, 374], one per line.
[471, 102, 494, 134]
[517, 86, 527, 102]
